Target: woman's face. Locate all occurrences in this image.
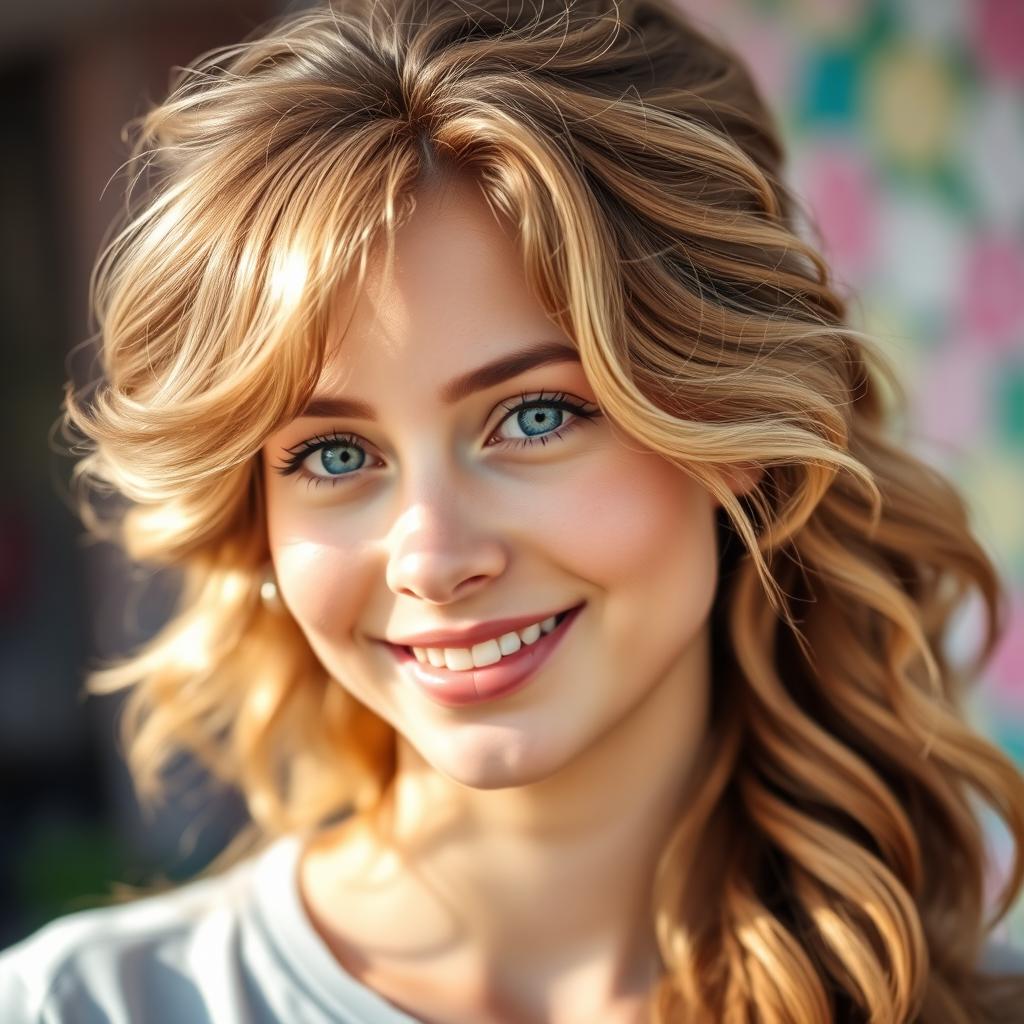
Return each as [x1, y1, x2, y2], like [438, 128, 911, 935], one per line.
[262, 176, 733, 791]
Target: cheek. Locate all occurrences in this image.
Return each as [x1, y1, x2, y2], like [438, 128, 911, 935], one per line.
[264, 486, 373, 641]
[536, 444, 718, 592]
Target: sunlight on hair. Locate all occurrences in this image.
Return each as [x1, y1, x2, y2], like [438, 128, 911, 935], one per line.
[248, 681, 279, 724]
[135, 504, 190, 546]
[170, 619, 212, 675]
[218, 567, 253, 606]
[269, 248, 309, 310]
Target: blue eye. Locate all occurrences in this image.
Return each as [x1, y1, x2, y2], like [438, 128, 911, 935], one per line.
[318, 443, 365, 475]
[518, 405, 563, 437]
[273, 391, 601, 488]
[274, 431, 374, 486]
[490, 392, 599, 449]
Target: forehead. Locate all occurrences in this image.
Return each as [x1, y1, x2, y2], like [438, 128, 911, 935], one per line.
[316, 175, 573, 397]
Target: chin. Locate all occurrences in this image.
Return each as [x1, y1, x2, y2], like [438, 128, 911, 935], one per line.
[413, 724, 579, 791]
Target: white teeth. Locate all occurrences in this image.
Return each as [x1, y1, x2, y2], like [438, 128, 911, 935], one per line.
[519, 623, 541, 646]
[470, 639, 502, 668]
[497, 631, 522, 656]
[443, 647, 474, 670]
[409, 612, 567, 671]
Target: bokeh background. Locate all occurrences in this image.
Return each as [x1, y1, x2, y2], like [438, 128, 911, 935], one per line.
[2, 0, 1022, 952]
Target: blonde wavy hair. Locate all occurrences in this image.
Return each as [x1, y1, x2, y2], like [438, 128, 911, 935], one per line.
[63, 0, 1024, 1020]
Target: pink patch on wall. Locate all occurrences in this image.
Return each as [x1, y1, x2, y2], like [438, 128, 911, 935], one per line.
[974, 0, 1024, 84]
[797, 143, 877, 288]
[910, 342, 986, 456]
[731, 19, 798, 109]
[990, 594, 1024, 708]
[956, 235, 1024, 354]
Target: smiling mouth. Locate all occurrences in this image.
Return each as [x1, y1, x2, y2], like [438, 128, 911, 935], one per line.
[384, 601, 585, 707]
[394, 605, 578, 660]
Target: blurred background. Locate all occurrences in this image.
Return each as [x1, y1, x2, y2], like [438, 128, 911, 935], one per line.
[2, 0, 1022, 951]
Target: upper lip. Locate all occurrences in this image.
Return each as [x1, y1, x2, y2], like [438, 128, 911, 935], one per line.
[383, 603, 582, 649]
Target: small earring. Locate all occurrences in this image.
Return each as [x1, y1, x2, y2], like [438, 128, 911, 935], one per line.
[259, 565, 283, 612]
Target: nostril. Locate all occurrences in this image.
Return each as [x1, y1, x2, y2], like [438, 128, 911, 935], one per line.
[452, 575, 490, 598]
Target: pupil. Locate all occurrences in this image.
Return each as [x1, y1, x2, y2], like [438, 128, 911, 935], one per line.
[322, 445, 362, 474]
[519, 407, 562, 436]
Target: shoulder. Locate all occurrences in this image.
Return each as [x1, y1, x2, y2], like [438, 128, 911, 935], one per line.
[0, 862, 255, 1024]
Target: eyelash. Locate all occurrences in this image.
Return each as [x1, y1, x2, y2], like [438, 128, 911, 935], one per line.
[272, 390, 601, 489]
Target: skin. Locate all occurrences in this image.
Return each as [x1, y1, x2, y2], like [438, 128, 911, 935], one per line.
[261, 172, 759, 1024]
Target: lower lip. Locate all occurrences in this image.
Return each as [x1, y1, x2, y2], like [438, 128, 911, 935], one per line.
[382, 604, 585, 709]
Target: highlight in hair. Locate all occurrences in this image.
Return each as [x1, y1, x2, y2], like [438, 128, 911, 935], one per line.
[62, 0, 1024, 1020]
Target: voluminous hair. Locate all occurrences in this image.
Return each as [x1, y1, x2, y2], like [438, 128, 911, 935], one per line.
[64, 0, 1024, 1020]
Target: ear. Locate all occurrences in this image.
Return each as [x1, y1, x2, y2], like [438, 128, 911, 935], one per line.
[713, 463, 763, 508]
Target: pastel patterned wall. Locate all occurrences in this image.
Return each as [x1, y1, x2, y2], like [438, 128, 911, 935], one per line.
[677, 0, 1024, 943]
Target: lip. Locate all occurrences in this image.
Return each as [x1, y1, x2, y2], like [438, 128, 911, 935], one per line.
[383, 604, 579, 649]
[382, 602, 585, 708]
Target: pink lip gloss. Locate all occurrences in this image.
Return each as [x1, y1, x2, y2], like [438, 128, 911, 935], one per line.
[383, 603, 584, 708]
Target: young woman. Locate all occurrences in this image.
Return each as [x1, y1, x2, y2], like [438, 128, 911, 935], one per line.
[2, 0, 1023, 1021]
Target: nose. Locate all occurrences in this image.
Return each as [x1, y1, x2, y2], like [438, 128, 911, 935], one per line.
[384, 482, 508, 605]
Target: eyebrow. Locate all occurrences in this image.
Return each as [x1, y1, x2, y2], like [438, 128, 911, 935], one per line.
[298, 339, 581, 420]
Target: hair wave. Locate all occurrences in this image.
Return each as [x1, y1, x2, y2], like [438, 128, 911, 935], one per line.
[63, 0, 1024, 1020]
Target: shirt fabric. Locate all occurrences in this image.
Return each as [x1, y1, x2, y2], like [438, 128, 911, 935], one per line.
[0, 832, 420, 1023]
[1, 830, 1022, 1023]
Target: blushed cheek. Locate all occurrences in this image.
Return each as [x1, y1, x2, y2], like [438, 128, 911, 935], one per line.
[534, 445, 716, 588]
[265, 495, 371, 642]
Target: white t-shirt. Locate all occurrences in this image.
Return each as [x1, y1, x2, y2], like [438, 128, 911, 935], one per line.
[1, 830, 1022, 1023]
[0, 832, 421, 1023]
